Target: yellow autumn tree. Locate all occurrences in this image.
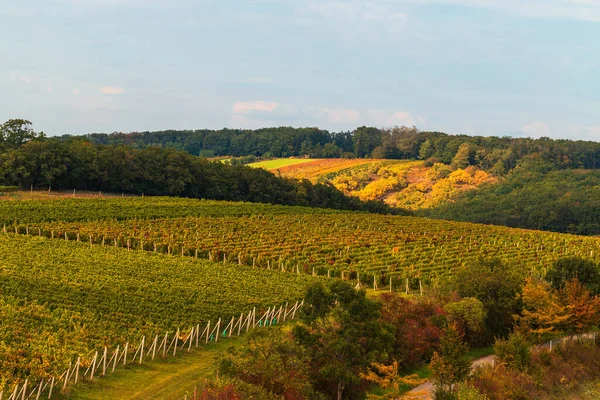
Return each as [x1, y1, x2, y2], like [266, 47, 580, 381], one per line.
[361, 360, 426, 399]
[518, 278, 570, 337]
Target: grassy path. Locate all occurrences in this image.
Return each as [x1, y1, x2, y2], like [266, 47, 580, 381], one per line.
[62, 337, 241, 400]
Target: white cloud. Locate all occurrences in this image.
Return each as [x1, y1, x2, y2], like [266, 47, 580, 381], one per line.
[233, 100, 278, 114]
[19, 76, 31, 84]
[301, 0, 600, 24]
[72, 89, 81, 95]
[563, 125, 600, 140]
[312, 107, 361, 123]
[46, 87, 53, 92]
[367, 110, 419, 127]
[388, 111, 416, 126]
[521, 122, 550, 137]
[100, 86, 125, 95]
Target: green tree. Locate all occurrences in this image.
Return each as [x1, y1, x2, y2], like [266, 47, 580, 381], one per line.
[217, 327, 323, 399]
[429, 327, 471, 398]
[293, 281, 395, 400]
[452, 143, 473, 169]
[419, 139, 434, 160]
[450, 259, 525, 340]
[443, 298, 487, 346]
[546, 257, 600, 295]
[353, 126, 382, 158]
[0, 119, 44, 150]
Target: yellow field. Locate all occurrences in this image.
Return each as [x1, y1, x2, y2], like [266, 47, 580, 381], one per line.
[248, 158, 318, 170]
[276, 158, 389, 180]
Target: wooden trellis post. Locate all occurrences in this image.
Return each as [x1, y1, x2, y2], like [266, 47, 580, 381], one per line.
[62, 362, 71, 392]
[139, 336, 145, 364]
[123, 342, 129, 365]
[162, 333, 168, 357]
[173, 329, 179, 356]
[102, 347, 108, 376]
[74, 357, 80, 384]
[112, 346, 120, 372]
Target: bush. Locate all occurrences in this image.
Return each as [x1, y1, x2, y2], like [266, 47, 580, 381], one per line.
[456, 382, 489, 400]
[494, 332, 532, 371]
[472, 339, 600, 399]
[0, 186, 19, 193]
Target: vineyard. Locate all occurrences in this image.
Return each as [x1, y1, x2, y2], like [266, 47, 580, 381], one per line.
[3, 197, 600, 287]
[1, 196, 600, 396]
[272, 158, 384, 179]
[0, 233, 318, 393]
[0, 196, 339, 224]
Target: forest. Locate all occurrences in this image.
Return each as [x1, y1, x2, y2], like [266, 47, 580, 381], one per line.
[79, 125, 600, 172]
[0, 120, 396, 215]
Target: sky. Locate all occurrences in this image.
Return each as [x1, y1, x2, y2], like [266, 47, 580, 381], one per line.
[2, 0, 600, 140]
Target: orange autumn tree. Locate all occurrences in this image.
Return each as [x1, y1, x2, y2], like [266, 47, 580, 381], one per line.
[519, 277, 600, 337]
[518, 278, 569, 336]
[561, 279, 600, 334]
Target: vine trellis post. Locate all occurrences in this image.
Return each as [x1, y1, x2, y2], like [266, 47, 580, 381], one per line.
[1, 301, 304, 399]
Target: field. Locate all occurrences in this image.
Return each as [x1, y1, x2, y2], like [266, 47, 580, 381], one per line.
[3, 197, 600, 286]
[2, 195, 600, 397]
[247, 158, 318, 170]
[0, 218, 319, 393]
[0, 196, 337, 222]
[274, 158, 384, 179]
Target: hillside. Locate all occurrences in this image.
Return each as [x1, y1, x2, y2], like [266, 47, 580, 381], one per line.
[3, 195, 599, 286]
[1, 195, 599, 398]
[254, 158, 496, 210]
[4, 120, 600, 234]
[254, 157, 600, 235]
[422, 166, 600, 235]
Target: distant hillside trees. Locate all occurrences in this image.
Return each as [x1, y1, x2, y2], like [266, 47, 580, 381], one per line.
[422, 159, 600, 235]
[73, 125, 600, 173]
[0, 135, 401, 214]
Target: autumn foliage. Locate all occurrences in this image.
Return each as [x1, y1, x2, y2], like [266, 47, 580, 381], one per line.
[519, 277, 600, 337]
[379, 293, 446, 366]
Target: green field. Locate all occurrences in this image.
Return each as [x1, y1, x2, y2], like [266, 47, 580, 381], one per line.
[2, 195, 600, 398]
[5, 197, 599, 286]
[0, 232, 317, 394]
[0, 196, 338, 224]
[248, 158, 317, 170]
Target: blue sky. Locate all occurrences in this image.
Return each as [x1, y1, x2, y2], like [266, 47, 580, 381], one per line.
[2, 0, 600, 140]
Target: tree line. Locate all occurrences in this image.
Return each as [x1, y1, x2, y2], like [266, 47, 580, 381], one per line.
[77, 125, 600, 173]
[0, 120, 398, 214]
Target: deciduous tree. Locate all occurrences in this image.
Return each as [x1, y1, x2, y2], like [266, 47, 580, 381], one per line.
[293, 281, 395, 400]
